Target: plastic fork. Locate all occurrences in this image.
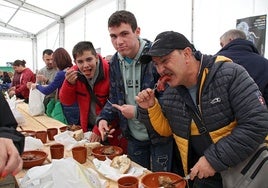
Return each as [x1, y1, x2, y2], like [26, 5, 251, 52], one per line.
[107, 99, 114, 105]
[152, 83, 158, 93]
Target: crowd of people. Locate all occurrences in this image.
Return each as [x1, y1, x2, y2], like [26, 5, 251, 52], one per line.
[0, 71, 12, 92]
[1, 10, 268, 188]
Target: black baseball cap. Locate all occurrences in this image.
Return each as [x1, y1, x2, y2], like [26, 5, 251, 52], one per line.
[141, 31, 195, 63]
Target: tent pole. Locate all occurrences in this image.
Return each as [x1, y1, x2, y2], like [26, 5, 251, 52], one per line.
[191, 0, 194, 44]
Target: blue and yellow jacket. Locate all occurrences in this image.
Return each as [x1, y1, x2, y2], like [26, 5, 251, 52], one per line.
[138, 54, 268, 175]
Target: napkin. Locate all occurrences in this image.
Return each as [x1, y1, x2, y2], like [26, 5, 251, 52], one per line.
[93, 156, 146, 181]
[19, 157, 105, 188]
[53, 131, 93, 151]
[24, 137, 44, 151]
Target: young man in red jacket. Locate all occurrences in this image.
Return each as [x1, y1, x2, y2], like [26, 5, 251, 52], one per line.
[59, 41, 127, 151]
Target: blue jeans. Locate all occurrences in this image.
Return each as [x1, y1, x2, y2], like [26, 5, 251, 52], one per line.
[62, 103, 80, 125]
[127, 136, 173, 172]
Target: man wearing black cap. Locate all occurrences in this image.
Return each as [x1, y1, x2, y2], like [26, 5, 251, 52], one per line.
[136, 31, 268, 187]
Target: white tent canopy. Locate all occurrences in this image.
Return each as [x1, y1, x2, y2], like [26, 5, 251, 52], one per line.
[0, 0, 93, 71]
[0, 0, 91, 36]
[0, 0, 267, 71]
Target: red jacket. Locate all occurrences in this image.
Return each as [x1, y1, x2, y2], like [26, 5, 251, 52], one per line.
[15, 68, 36, 99]
[59, 55, 109, 134]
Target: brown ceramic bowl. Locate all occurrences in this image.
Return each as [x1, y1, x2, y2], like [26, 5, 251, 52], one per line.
[22, 150, 48, 169]
[92, 145, 123, 161]
[59, 126, 68, 132]
[35, 131, 47, 143]
[67, 125, 82, 131]
[20, 130, 36, 137]
[141, 172, 186, 188]
[118, 176, 139, 188]
[50, 144, 64, 159]
[72, 146, 87, 164]
[47, 128, 58, 141]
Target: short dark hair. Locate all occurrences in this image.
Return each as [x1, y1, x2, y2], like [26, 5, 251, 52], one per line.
[53, 48, 73, 70]
[72, 41, 97, 60]
[12, 60, 26, 67]
[3, 71, 9, 77]
[43, 49, 53, 56]
[108, 10, 137, 32]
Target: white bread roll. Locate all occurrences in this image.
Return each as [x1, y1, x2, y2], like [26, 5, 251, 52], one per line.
[110, 155, 131, 174]
[73, 129, 84, 141]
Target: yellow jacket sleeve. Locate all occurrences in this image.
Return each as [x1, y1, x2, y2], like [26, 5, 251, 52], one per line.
[148, 99, 172, 136]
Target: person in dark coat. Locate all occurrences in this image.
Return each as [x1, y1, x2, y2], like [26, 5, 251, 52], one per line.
[217, 29, 268, 104]
[0, 93, 25, 178]
[136, 31, 268, 188]
[97, 10, 175, 172]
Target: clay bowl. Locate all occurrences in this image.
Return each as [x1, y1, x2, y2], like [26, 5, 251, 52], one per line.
[67, 125, 82, 131]
[22, 150, 48, 169]
[20, 130, 36, 137]
[141, 172, 186, 188]
[92, 145, 123, 161]
[59, 126, 68, 132]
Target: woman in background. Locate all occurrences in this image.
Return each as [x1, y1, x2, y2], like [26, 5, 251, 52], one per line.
[8, 60, 35, 103]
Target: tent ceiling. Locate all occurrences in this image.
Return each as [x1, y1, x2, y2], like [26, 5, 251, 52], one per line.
[0, 0, 93, 38]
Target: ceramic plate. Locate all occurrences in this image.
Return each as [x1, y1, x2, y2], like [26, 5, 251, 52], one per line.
[22, 150, 48, 169]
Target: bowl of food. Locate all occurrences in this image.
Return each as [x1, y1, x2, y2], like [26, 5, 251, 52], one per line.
[92, 145, 123, 161]
[141, 172, 186, 188]
[22, 150, 48, 169]
[67, 125, 82, 131]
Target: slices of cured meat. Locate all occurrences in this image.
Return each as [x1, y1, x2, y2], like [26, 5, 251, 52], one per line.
[156, 75, 170, 92]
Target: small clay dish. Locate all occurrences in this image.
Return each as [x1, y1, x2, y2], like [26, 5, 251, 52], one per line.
[141, 172, 186, 188]
[67, 125, 82, 131]
[22, 150, 48, 169]
[59, 126, 68, 132]
[92, 145, 123, 161]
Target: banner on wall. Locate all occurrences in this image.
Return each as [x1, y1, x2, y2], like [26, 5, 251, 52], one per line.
[236, 14, 266, 56]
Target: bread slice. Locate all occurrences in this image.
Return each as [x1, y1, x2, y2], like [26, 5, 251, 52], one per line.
[73, 129, 84, 141]
[110, 155, 131, 174]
